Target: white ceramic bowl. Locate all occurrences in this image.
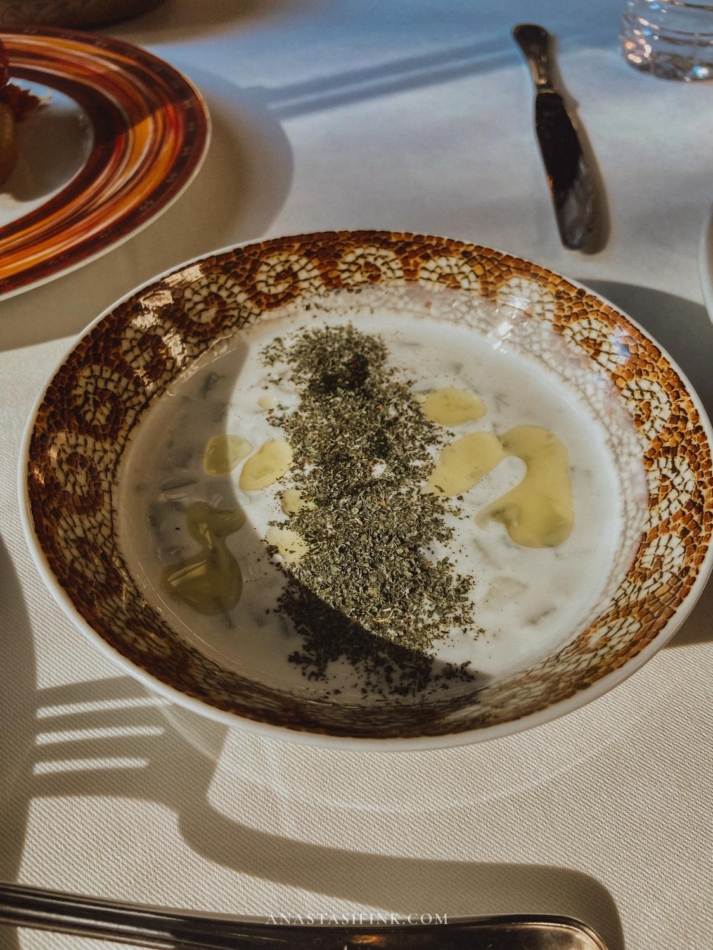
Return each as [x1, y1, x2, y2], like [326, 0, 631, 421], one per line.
[21, 231, 713, 749]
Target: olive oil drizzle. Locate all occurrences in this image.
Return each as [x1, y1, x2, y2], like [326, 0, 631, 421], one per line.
[281, 488, 313, 515]
[424, 430, 505, 497]
[239, 439, 293, 491]
[265, 525, 309, 563]
[421, 387, 486, 426]
[477, 425, 574, 548]
[203, 434, 252, 476]
[160, 501, 246, 615]
[427, 424, 574, 548]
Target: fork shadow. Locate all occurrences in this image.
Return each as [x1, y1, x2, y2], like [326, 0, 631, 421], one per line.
[0, 539, 34, 950]
[22, 674, 625, 950]
[1, 527, 625, 950]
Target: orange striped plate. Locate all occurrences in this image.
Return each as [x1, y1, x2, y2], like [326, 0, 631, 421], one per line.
[0, 27, 209, 300]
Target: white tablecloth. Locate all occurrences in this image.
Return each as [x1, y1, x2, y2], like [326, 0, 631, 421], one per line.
[1, 2, 711, 949]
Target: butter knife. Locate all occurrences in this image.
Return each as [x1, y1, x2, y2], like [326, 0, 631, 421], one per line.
[512, 24, 597, 251]
[0, 882, 610, 949]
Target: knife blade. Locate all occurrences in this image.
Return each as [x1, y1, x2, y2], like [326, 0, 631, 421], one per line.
[512, 24, 597, 251]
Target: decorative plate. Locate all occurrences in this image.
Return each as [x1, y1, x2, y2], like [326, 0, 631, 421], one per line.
[21, 232, 713, 749]
[0, 26, 209, 300]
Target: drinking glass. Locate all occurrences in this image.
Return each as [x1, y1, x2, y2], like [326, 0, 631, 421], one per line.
[620, 0, 713, 80]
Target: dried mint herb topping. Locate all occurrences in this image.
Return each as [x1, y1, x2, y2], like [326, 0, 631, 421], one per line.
[263, 323, 478, 696]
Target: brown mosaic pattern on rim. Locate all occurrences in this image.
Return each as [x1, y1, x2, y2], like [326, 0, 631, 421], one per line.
[26, 231, 713, 739]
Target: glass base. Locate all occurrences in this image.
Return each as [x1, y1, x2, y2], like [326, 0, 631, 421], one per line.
[622, 46, 713, 80]
[620, 6, 713, 81]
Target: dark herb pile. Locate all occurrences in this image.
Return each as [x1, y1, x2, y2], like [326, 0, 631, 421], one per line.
[263, 323, 478, 696]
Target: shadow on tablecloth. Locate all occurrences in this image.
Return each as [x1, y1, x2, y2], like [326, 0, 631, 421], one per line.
[114, 0, 310, 43]
[113, 0, 626, 55]
[0, 537, 36, 950]
[1, 479, 626, 947]
[0, 668, 625, 950]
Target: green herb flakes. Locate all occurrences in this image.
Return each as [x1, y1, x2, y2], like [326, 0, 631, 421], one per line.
[262, 323, 479, 695]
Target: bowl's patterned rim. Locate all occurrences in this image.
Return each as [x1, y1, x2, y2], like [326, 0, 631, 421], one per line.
[24, 231, 713, 742]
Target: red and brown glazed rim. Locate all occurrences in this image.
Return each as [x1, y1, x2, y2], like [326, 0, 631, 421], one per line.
[24, 232, 713, 742]
[0, 26, 209, 299]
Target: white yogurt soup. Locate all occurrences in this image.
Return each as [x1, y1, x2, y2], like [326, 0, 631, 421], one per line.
[117, 288, 646, 702]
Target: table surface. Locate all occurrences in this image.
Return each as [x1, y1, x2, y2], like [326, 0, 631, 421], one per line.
[1, 2, 711, 949]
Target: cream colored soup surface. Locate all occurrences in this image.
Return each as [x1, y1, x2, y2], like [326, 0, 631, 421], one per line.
[118, 293, 644, 703]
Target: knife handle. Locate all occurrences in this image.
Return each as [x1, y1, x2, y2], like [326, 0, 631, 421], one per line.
[512, 24, 554, 90]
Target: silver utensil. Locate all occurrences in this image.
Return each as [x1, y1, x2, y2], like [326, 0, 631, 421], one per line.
[0, 882, 609, 949]
[512, 24, 598, 251]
